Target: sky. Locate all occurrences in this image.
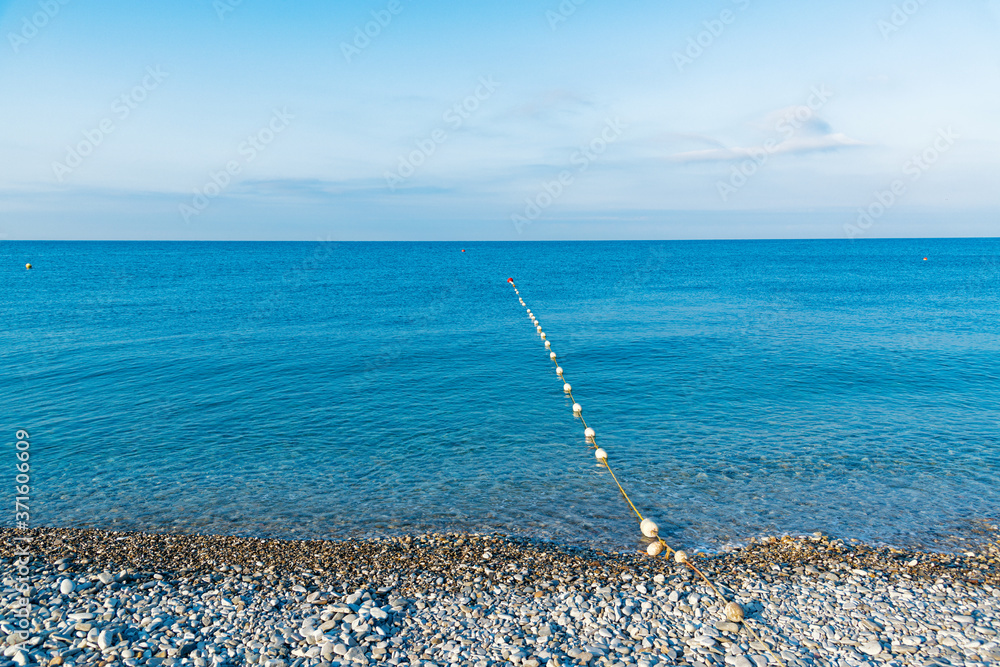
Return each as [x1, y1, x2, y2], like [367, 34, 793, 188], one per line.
[1, 0, 998, 240]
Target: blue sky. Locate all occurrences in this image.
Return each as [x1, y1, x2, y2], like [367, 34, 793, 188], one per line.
[1, 0, 998, 240]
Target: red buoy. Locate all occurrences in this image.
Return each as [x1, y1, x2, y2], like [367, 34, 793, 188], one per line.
[507, 278, 514, 283]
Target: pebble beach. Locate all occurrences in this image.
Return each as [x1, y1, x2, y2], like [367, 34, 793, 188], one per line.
[2, 528, 998, 667]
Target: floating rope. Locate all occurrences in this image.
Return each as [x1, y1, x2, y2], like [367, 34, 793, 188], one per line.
[507, 278, 786, 667]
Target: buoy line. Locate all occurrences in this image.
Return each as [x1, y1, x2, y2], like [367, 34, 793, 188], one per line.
[507, 278, 787, 667]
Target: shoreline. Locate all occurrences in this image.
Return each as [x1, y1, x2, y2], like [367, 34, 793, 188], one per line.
[2, 528, 998, 667]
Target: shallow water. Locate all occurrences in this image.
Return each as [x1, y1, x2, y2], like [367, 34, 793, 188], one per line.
[2, 239, 998, 553]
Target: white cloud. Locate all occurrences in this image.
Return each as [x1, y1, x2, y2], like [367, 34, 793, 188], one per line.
[669, 104, 866, 163]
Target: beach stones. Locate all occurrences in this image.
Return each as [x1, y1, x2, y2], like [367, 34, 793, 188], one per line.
[725, 601, 745, 622]
[716, 621, 741, 634]
[59, 579, 74, 595]
[859, 640, 883, 656]
[6, 527, 998, 667]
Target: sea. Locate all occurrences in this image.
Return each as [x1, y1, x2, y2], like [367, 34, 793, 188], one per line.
[2, 239, 998, 554]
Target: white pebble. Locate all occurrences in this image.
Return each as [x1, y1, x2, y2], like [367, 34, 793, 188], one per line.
[59, 579, 75, 595]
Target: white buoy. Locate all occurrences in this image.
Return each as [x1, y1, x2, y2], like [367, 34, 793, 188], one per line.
[550, 352, 557, 360]
[640, 518, 659, 538]
[595, 448, 607, 460]
[674, 550, 688, 564]
[536, 326, 542, 333]
[584, 427, 595, 439]
[562, 382, 571, 391]
[647, 541, 664, 556]
[544, 341, 551, 348]
[556, 366, 563, 375]
[725, 601, 745, 622]
[540, 332, 546, 339]
[572, 403, 581, 412]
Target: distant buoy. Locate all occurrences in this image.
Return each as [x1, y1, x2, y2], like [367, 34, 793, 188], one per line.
[25, 263, 32, 270]
[562, 382, 571, 392]
[572, 403, 581, 412]
[923, 257, 928, 261]
[595, 448, 607, 460]
[556, 367, 563, 375]
[550, 352, 558, 360]
[461, 249, 465, 252]
[507, 278, 514, 283]
[584, 427, 595, 439]
[536, 326, 542, 333]
[540, 332, 546, 339]
[647, 541, 664, 557]
[544, 341, 551, 349]
[640, 518, 659, 538]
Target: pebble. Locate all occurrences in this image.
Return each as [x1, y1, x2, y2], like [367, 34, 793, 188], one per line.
[859, 640, 883, 656]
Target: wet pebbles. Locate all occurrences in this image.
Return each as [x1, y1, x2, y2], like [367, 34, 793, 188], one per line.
[2, 528, 998, 667]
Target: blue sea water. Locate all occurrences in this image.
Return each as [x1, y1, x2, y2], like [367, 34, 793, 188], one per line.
[2, 239, 999, 553]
